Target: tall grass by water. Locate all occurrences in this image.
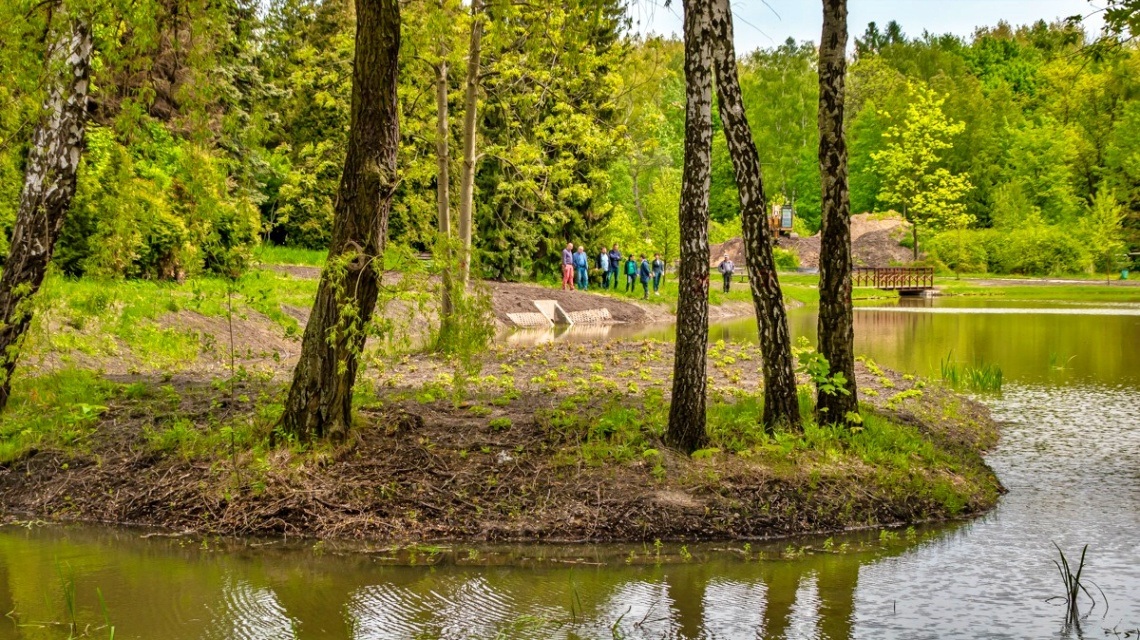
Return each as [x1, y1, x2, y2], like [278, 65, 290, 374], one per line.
[1049, 543, 1107, 629]
[940, 352, 1003, 393]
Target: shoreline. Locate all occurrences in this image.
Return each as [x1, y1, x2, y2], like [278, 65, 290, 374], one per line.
[0, 341, 1003, 544]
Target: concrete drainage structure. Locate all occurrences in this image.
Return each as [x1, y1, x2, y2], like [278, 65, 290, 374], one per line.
[524, 300, 612, 327]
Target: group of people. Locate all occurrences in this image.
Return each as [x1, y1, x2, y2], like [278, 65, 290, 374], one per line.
[561, 243, 665, 299]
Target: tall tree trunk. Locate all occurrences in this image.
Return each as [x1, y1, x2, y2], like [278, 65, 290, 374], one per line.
[279, 0, 400, 443]
[666, 0, 714, 454]
[436, 57, 454, 325]
[911, 216, 919, 260]
[0, 20, 93, 411]
[816, 0, 859, 424]
[709, 0, 801, 432]
[457, 0, 484, 287]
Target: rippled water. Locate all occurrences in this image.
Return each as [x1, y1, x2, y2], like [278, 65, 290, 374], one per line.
[2, 299, 1139, 639]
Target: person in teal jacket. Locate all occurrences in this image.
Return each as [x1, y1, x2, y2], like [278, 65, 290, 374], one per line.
[624, 256, 638, 293]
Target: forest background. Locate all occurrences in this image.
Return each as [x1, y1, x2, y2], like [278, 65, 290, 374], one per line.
[1, 0, 1136, 281]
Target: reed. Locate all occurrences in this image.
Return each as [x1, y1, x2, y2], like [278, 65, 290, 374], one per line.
[1048, 542, 1107, 627]
[940, 351, 1003, 393]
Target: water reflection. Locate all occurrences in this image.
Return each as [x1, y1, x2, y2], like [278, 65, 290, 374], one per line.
[0, 526, 922, 640]
[4, 299, 1140, 638]
[511, 298, 1140, 387]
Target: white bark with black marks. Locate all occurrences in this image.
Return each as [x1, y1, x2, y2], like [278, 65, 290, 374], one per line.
[667, 0, 714, 453]
[816, 0, 859, 424]
[709, 0, 802, 432]
[0, 19, 94, 411]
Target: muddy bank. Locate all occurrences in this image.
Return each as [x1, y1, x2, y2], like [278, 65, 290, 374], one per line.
[0, 341, 1001, 543]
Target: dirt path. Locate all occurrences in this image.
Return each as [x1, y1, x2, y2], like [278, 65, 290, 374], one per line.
[959, 277, 1140, 287]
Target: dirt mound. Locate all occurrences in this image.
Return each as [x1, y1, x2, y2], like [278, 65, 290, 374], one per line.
[712, 213, 914, 269]
[852, 228, 915, 268]
[490, 281, 651, 325]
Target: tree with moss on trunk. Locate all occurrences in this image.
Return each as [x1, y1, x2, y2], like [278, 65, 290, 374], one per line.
[708, 0, 801, 432]
[0, 16, 93, 411]
[278, 0, 400, 443]
[667, 0, 714, 453]
[815, 0, 859, 425]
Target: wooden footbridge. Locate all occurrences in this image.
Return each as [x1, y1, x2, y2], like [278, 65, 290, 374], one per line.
[853, 267, 934, 294]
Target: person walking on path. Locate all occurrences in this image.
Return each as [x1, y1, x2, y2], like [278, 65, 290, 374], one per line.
[651, 253, 665, 296]
[608, 244, 622, 291]
[561, 242, 575, 291]
[573, 245, 589, 291]
[639, 254, 651, 300]
[624, 255, 638, 293]
[718, 253, 735, 294]
[599, 248, 610, 289]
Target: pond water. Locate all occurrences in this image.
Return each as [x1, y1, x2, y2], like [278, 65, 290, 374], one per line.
[2, 297, 1139, 639]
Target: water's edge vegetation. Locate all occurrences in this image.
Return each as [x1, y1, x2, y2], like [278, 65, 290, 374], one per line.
[0, 286, 1003, 541]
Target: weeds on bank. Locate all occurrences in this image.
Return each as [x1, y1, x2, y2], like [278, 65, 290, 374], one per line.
[28, 269, 320, 372]
[940, 352, 1003, 393]
[0, 370, 116, 464]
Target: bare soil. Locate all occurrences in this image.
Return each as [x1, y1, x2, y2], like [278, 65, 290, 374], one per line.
[0, 341, 1001, 543]
[715, 213, 917, 269]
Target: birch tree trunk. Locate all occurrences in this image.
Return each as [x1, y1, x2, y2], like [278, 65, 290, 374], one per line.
[436, 57, 454, 323]
[0, 20, 93, 411]
[457, 0, 484, 287]
[279, 0, 400, 443]
[816, 0, 859, 424]
[709, 0, 801, 432]
[666, 0, 714, 453]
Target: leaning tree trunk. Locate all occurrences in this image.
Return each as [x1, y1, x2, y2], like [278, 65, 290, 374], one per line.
[709, 0, 801, 432]
[457, 0, 484, 287]
[666, 0, 714, 454]
[279, 0, 400, 443]
[0, 20, 93, 411]
[435, 56, 454, 326]
[816, 0, 859, 424]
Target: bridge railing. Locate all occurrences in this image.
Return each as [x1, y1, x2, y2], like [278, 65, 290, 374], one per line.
[853, 267, 934, 290]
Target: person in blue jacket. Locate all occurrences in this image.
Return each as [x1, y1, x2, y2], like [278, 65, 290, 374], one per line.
[608, 244, 622, 290]
[573, 245, 589, 290]
[651, 253, 665, 295]
[638, 254, 651, 299]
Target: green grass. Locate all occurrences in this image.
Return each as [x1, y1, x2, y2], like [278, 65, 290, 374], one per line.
[934, 277, 1140, 302]
[534, 384, 995, 517]
[0, 370, 118, 464]
[27, 268, 319, 371]
[252, 244, 328, 266]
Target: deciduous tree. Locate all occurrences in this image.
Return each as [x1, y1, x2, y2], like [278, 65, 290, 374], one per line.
[871, 82, 972, 259]
[667, 0, 714, 453]
[279, 0, 400, 443]
[708, 0, 801, 431]
[815, 0, 858, 425]
[0, 16, 93, 410]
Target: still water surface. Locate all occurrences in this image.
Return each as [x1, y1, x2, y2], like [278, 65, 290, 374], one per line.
[2, 297, 1139, 639]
